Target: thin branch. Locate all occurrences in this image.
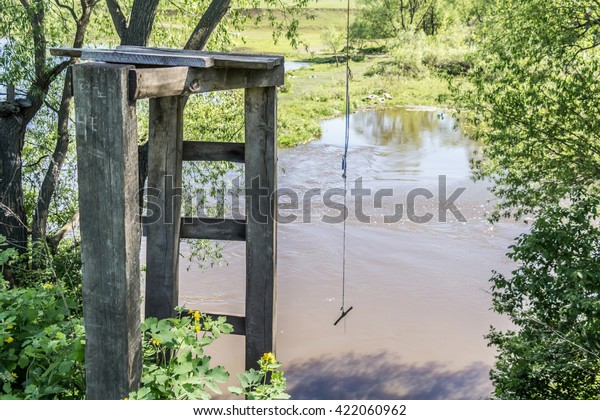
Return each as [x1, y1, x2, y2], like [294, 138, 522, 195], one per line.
[54, 0, 78, 22]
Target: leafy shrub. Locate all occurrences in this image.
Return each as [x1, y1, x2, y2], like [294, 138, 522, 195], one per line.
[129, 311, 232, 400]
[1, 237, 289, 400]
[0, 281, 85, 399]
[488, 197, 600, 399]
[229, 352, 290, 400]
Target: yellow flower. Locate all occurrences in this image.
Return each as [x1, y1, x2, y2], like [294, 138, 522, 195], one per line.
[11, 372, 17, 379]
[151, 339, 160, 346]
[4, 336, 14, 344]
[195, 325, 201, 333]
[42, 283, 53, 290]
[261, 352, 276, 364]
[6, 325, 13, 330]
[193, 311, 201, 322]
[188, 309, 193, 315]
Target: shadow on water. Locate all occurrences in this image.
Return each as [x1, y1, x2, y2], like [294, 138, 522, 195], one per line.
[286, 352, 492, 400]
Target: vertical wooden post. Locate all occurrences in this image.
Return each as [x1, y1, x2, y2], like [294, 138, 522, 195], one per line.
[244, 86, 277, 370]
[73, 63, 142, 399]
[145, 96, 184, 320]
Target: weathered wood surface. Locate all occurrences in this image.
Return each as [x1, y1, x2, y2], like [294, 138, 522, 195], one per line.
[73, 62, 142, 399]
[117, 46, 283, 69]
[128, 67, 189, 101]
[182, 141, 245, 163]
[180, 217, 246, 241]
[129, 66, 284, 100]
[145, 96, 184, 321]
[50, 47, 214, 68]
[244, 86, 277, 370]
[51, 46, 284, 69]
[142, 216, 246, 241]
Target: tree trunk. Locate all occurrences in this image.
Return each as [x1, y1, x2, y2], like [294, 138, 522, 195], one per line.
[32, 72, 73, 243]
[121, 0, 161, 46]
[0, 104, 27, 253]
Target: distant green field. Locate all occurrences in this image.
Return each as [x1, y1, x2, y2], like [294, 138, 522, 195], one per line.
[232, 3, 359, 59]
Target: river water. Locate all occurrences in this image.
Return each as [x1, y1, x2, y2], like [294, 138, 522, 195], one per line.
[178, 107, 525, 399]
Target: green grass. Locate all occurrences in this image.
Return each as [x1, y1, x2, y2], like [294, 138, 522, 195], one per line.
[231, 5, 452, 147]
[277, 58, 449, 146]
[232, 8, 355, 59]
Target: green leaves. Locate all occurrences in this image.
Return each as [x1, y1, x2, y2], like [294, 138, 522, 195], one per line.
[228, 352, 290, 400]
[129, 310, 234, 400]
[452, 0, 600, 399]
[0, 282, 86, 399]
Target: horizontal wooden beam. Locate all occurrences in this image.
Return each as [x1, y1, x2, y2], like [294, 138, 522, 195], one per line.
[180, 217, 246, 241]
[129, 66, 284, 100]
[51, 47, 214, 68]
[116, 46, 283, 69]
[182, 141, 245, 163]
[51, 46, 283, 69]
[143, 217, 246, 241]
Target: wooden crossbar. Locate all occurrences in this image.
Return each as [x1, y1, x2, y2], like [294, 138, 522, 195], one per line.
[142, 217, 246, 241]
[182, 141, 245, 163]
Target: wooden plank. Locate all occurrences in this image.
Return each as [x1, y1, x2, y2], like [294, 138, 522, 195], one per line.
[72, 62, 142, 399]
[180, 217, 246, 241]
[50, 47, 214, 68]
[50, 46, 284, 69]
[141, 217, 247, 241]
[244, 86, 278, 370]
[144, 96, 184, 321]
[182, 141, 245, 163]
[129, 66, 284, 100]
[117, 46, 284, 69]
[128, 67, 190, 101]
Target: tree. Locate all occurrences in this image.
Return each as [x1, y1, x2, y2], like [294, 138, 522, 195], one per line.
[0, 0, 307, 280]
[320, 25, 345, 65]
[455, 0, 600, 398]
[1, 0, 97, 254]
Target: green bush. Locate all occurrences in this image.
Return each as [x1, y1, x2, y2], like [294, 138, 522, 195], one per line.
[129, 311, 232, 400]
[229, 352, 290, 400]
[0, 282, 85, 399]
[1, 235, 289, 400]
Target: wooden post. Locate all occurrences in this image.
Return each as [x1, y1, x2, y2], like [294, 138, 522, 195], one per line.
[244, 86, 277, 370]
[145, 96, 184, 320]
[73, 63, 142, 399]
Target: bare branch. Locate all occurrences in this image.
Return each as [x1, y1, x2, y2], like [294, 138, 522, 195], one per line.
[54, 0, 78, 22]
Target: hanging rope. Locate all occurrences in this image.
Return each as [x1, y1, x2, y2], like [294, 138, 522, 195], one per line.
[334, 0, 354, 327]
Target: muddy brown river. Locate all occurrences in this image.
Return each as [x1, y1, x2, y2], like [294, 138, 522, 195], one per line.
[177, 107, 526, 399]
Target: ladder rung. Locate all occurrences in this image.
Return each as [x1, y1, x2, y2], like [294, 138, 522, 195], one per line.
[180, 217, 246, 241]
[182, 141, 245, 163]
[142, 217, 246, 241]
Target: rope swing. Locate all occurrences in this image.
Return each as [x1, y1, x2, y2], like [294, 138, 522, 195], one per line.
[334, 0, 354, 327]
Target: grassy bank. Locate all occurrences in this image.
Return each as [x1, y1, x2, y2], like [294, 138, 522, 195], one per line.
[232, 5, 454, 147]
[277, 59, 449, 146]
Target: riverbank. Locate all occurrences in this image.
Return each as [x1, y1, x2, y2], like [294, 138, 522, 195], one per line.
[277, 58, 450, 147]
